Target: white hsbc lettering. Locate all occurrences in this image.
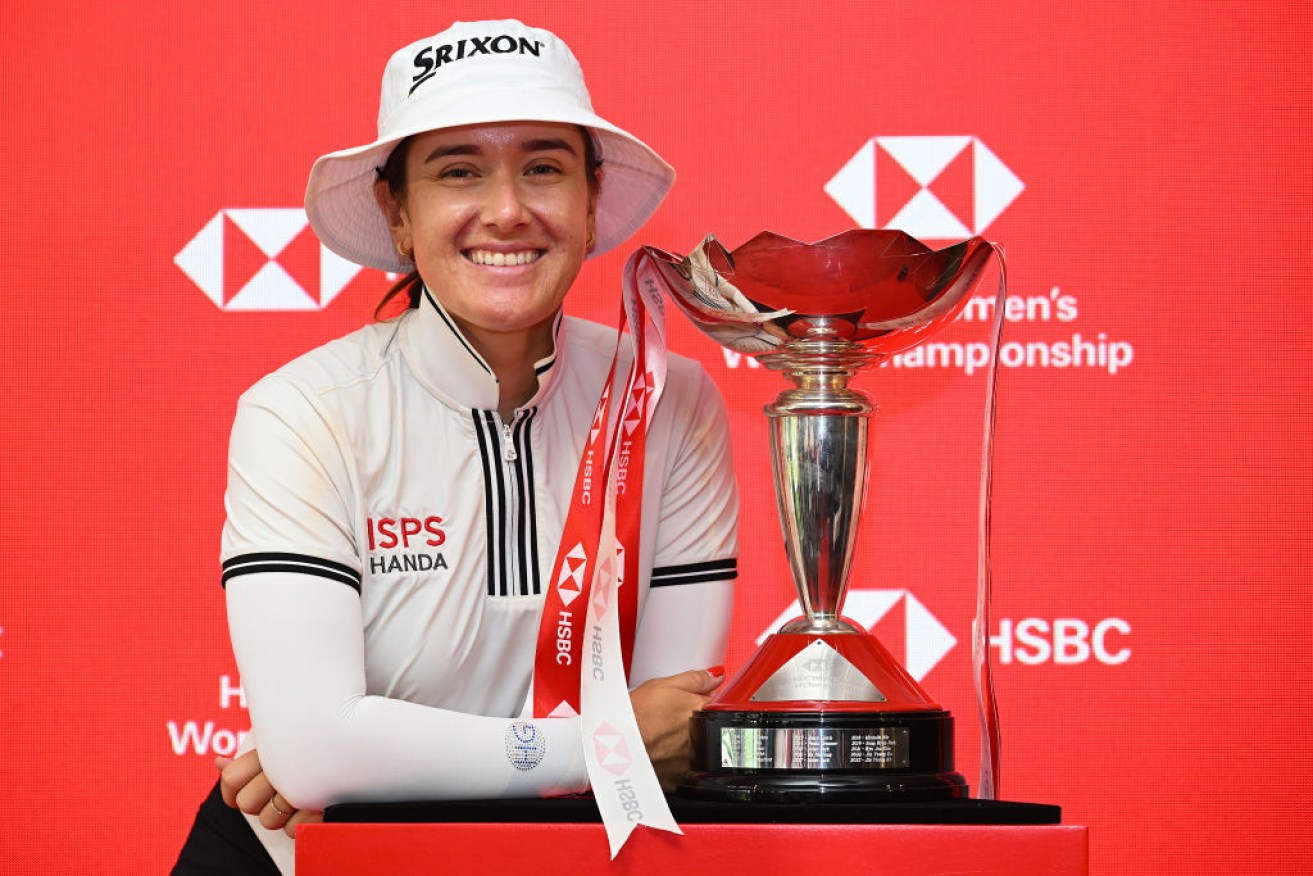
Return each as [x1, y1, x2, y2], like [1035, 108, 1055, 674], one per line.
[990, 617, 1131, 666]
[580, 448, 595, 505]
[614, 778, 642, 821]
[614, 439, 633, 495]
[555, 610, 573, 665]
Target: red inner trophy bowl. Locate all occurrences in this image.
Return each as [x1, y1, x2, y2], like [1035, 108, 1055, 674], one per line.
[698, 230, 994, 355]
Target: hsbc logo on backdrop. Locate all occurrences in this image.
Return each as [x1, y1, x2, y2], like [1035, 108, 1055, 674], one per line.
[175, 209, 364, 311]
[825, 136, 1024, 238]
[759, 588, 957, 681]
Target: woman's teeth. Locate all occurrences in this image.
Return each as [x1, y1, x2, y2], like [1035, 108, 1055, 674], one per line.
[466, 250, 542, 266]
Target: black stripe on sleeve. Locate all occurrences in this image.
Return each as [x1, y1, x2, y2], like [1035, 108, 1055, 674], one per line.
[221, 552, 362, 591]
[650, 558, 739, 588]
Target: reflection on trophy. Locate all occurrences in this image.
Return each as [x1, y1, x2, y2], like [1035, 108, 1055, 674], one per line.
[645, 230, 997, 802]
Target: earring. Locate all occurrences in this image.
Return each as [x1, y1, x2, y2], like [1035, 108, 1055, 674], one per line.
[585, 230, 596, 250]
[396, 240, 414, 262]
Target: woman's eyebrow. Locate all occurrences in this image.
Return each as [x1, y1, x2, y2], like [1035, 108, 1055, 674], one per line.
[422, 143, 481, 163]
[521, 138, 577, 155]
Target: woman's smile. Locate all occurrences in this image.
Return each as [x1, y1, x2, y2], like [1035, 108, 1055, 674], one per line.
[464, 248, 545, 267]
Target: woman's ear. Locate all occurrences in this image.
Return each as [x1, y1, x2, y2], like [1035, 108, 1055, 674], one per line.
[374, 177, 413, 261]
[585, 166, 602, 254]
[373, 177, 406, 229]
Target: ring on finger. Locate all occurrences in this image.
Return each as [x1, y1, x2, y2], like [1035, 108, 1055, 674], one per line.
[269, 795, 291, 817]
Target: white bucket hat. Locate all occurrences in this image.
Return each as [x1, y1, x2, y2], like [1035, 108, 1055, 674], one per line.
[305, 19, 676, 274]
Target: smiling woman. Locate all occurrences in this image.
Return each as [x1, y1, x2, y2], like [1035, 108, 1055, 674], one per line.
[172, 18, 739, 876]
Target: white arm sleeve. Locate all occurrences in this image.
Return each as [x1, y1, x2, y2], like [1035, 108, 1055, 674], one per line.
[227, 573, 587, 810]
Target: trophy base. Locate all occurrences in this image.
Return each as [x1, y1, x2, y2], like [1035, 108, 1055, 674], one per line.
[680, 708, 968, 803]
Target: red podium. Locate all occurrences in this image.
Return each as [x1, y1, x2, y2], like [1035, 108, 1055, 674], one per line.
[298, 820, 1089, 875]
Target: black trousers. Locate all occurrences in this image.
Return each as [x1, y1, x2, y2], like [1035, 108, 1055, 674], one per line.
[172, 780, 282, 875]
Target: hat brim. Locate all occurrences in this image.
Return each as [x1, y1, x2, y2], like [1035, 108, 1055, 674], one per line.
[305, 88, 674, 273]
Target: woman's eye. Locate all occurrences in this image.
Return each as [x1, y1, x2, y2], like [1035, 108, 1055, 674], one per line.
[526, 163, 562, 177]
[438, 166, 476, 180]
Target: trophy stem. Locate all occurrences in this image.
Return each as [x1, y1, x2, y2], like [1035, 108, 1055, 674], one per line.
[761, 332, 877, 635]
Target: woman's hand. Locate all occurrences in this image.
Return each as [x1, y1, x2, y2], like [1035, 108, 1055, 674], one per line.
[215, 750, 324, 837]
[629, 667, 723, 791]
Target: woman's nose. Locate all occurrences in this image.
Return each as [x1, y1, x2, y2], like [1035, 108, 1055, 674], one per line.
[480, 174, 531, 230]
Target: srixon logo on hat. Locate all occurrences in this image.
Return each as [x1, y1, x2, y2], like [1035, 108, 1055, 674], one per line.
[410, 34, 546, 94]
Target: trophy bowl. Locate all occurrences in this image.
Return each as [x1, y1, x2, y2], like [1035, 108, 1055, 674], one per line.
[643, 230, 997, 803]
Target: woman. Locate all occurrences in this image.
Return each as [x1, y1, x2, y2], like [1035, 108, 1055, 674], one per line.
[173, 19, 738, 874]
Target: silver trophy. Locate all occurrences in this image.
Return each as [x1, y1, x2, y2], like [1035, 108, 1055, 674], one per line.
[642, 230, 997, 801]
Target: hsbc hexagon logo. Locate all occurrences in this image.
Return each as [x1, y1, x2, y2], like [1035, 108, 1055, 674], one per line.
[592, 722, 632, 777]
[825, 136, 1024, 239]
[175, 208, 364, 311]
[556, 542, 588, 607]
[758, 588, 957, 681]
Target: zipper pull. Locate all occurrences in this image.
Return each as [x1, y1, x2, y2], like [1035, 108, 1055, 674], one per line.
[502, 423, 518, 462]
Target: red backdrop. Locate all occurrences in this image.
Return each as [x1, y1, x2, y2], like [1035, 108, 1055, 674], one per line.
[2, 2, 1311, 873]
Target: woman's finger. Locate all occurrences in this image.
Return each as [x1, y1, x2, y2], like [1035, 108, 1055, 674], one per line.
[233, 770, 276, 816]
[283, 808, 324, 839]
[259, 791, 295, 831]
[218, 749, 265, 809]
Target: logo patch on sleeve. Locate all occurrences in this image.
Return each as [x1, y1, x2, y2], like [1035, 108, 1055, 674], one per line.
[505, 721, 546, 771]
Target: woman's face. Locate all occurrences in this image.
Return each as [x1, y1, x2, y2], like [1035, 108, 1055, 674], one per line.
[377, 122, 597, 352]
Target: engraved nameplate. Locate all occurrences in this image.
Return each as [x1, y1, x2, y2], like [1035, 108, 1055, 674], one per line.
[719, 726, 911, 770]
